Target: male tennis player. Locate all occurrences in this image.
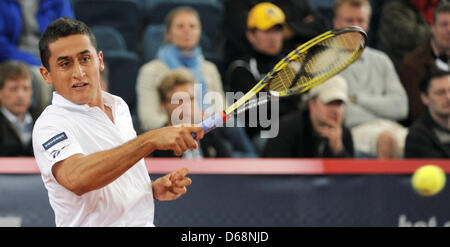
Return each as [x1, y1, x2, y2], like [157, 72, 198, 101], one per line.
[32, 17, 204, 226]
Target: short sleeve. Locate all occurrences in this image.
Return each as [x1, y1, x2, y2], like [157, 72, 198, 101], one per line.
[32, 120, 84, 182]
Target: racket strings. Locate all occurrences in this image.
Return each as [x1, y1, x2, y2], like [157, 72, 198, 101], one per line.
[268, 55, 304, 92]
[269, 31, 364, 95]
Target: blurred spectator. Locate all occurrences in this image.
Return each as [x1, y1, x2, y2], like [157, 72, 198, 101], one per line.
[275, 0, 329, 54]
[137, 6, 225, 132]
[412, 0, 441, 25]
[222, 0, 328, 68]
[0, 0, 74, 113]
[138, 6, 257, 158]
[377, 0, 433, 71]
[225, 2, 301, 147]
[334, 0, 409, 158]
[399, 2, 450, 126]
[152, 69, 232, 158]
[263, 76, 354, 158]
[0, 61, 38, 156]
[405, 69, 450, 158]
[226, 2, 285, 94]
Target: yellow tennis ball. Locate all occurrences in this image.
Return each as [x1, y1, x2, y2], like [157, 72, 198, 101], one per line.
[412, 165, 446, 196]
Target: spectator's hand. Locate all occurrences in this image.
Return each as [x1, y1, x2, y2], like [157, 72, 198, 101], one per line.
[302, 14, 314, 24]
[152, 168, 192, 201]
[150, 124, 204, 156]
[315, 118, 343, 155]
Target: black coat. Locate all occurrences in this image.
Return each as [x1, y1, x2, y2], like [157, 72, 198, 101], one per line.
[0, 108, 39, 156]
[225, 51, 302, 139]
[405, 110, 450, 158]
[263, 109, 354, 158]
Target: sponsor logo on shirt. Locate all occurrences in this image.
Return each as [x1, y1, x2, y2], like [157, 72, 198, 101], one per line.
[50, 144, 70, 159]
[42, 132, 68, 151]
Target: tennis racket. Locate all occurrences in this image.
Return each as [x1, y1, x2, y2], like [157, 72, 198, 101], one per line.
[192, 26, 367, 138]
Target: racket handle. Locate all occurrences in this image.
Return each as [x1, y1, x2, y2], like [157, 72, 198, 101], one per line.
[191, 111, 226, 139]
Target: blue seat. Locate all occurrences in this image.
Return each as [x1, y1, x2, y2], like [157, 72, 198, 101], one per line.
[92, 26, 127, 52]
[142, 24, 166, 63]
[102, 50, 139, 115]
[143, 0, 223, 55]
[141, 23, 214, 63]
[73, 0, 140, 51]
[309, 0, 334, 9]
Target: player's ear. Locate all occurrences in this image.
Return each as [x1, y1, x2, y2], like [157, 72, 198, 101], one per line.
[40, 66, 53, 85]
[98, 51, 104, 71]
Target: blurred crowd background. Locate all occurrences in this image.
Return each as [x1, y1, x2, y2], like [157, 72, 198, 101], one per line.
[0, 0, 449, 160]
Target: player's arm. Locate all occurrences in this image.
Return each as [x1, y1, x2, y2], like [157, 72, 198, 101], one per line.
[52, 125, 204, 196]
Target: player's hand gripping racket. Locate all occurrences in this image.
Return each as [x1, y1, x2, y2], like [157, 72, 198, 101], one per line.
[192, 26, 367, 138]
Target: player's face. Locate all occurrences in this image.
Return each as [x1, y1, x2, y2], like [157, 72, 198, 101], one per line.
[0, 77, 32, 118]
[247, 26, 284, 56]
[432, 13, 450, 52]
[167, 11, 201, 51]
[40, 34, 104, 107]
[333, 3, 371, 32]
[422, 75, 450, 118]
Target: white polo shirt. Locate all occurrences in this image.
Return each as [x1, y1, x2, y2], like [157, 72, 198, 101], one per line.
[32, 91, 154, 227]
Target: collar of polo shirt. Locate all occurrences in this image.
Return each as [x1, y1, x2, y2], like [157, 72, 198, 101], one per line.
[52, 91, 118, 112]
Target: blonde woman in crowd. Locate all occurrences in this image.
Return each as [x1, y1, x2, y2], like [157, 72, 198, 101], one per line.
[136, 6, 225, 131]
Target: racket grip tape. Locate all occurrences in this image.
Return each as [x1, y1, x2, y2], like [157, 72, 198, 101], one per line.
[191, 111, 226, 139]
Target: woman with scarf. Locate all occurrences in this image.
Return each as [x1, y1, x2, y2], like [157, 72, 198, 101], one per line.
[136, 6, 257, 157]
[136, 6, 225, 131]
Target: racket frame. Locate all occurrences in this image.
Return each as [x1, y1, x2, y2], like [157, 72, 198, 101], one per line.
[194, 26, 367, 137]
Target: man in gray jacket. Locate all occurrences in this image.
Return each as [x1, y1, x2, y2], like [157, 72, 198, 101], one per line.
[333, 0, 409, 158]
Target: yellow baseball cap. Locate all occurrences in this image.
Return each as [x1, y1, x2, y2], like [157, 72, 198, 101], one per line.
[247, 2, 286, 31]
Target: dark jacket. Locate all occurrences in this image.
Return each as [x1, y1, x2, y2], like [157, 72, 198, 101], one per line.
[377, 0, 431, 71]
[263, 109, 354, 158]
[405, 110, 450, 158]
[225, 50, 301, 139]
[274, 0, 328, 54]
[226, 50, 282, 93]
[222, 0, 327, 66]
[399, 40, 436, 126]
[0, 108, 39, 156]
